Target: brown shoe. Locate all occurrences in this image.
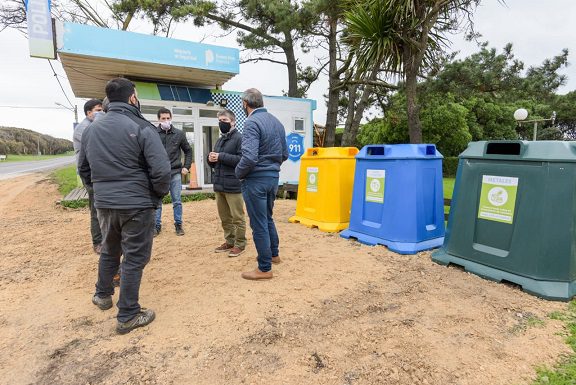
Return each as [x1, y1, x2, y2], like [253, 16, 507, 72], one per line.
[215, 242, 233, 253]
[228, 247, 245, 257]
[241, 268, 273, 280]
[255, 256, 282, 264]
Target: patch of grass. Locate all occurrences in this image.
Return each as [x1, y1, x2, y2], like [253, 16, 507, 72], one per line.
[443, 177, 455, 200]
[61, 199, 89, 209]
[162, 192, 215, 204]
[2, 153, 73, 162]
[531, 300, 576, 385]
[51, 165, 78, 196]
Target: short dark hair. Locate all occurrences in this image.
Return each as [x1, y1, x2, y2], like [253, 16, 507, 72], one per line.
[157, 107, 172, 118]
[83, 99, 102, 115]
[217, 109, 236, 122]
[105, 77, 136, 103]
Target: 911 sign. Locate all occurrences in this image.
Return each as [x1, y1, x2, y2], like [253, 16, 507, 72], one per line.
[286, 133, 305, 162]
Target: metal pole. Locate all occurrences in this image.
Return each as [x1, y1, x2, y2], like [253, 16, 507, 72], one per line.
[74, 105, 78, 123]
[532, 121, 538, 141]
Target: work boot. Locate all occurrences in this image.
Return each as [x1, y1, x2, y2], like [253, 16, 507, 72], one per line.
[154, 226, 161, 237]
[92, 295, 113, 310]
[116, 308, 156, 335]
[175, 223, 185, 236]
[241, 268, 273, 280]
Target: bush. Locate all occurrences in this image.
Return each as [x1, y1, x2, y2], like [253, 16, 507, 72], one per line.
[443, 157, 460, 177]
[162, 193, 215, 204]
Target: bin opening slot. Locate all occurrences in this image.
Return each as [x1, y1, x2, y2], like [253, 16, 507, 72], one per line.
[425, 145, 436, 155]
[367, 146, 385, 156]
[486, 142, 521, 155]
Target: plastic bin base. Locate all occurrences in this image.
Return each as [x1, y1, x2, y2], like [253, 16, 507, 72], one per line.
[432, 249, 576, 302]
[340, 229, 443, 255]
[288, 216, 348, 233]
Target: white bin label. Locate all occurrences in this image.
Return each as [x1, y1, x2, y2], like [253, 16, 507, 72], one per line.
[306, 167, 318, 192]
[477, 175, 519, 224]
[366, 169, 385, 203]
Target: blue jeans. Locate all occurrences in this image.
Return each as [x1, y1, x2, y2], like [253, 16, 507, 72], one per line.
[155, 173, 182, 227]
[95, 208, 155, 322]
[241, 176, 280, 272]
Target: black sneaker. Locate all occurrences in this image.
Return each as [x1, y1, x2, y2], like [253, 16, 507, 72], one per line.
[92, 295, 113, 310]
[154, 226, 161, 237]
[116, 308, 156, 334]
[175, 223, 185, 236]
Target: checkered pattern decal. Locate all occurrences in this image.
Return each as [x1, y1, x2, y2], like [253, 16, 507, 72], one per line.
[210, 91, 246, 132]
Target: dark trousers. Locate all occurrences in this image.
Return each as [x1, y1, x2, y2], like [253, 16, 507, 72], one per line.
[95, 208, 155, 322]
[85, 184, 102, 246]
[241, 177, 280, 272]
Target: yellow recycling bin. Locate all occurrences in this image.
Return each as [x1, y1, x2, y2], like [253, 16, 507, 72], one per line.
[289, 147, 359, 232]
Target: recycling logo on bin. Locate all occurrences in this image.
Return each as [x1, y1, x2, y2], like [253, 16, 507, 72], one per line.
[306, 167, 318, 192]
[286, 133, 305, 162]
[365, 169, 385, 203]
[478, 175, 518, 224]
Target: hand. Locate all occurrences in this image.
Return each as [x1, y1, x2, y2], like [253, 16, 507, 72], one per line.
[181, 168, 189, 175]
[208, 152, 219, 162]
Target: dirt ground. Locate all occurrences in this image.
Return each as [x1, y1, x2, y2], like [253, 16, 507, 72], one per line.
[0, 174, 572, 385]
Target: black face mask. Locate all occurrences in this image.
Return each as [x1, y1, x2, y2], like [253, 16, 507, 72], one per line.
[219, 121, 232, 133]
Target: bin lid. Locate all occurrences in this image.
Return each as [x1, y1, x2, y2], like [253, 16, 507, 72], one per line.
[302, 147, 359, 159]
[356, 144, 443, 159]
[460, 141, 576, 162]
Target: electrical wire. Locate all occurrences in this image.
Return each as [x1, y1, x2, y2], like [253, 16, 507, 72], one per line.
[0, 105, 67, 109]
[48, 60, 75, 109]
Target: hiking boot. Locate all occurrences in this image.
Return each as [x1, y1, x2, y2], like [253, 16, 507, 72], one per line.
[154, 226, 161, 237]
[228, 247, 245, 257]
[214, 242, 233, 253]
[116, 308, 156, 335]
[175, 223, 185, 236]
[93, 243, 102, 254]
[92, 295, 113, 310]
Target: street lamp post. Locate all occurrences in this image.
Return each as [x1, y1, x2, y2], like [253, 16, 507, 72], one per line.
[55, 102, 79, 124]
[513, 108, 557, 141]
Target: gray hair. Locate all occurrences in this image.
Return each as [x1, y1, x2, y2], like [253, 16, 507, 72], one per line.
[242, 88, 264, 109]
[217, 109, 236, 122]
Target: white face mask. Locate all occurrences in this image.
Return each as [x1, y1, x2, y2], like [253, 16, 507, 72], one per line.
[160, 120, 171, 130]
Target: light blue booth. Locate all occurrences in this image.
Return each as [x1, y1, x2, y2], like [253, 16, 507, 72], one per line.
[340, 144, 445, 254]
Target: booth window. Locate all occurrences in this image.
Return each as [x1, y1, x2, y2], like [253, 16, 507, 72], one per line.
[141, 105, 165, 115]
[199, 109, 219, 118]
[293, 118, 305, 132]
[173, 107, 193, 116]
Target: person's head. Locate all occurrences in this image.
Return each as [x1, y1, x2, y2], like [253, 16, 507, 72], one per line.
[105, 77, 139, 109]
[157, 107, 172, 130]
[83, 99, 103, 121]
[217, 109, 236, 134]
[241, 88, 264, 116]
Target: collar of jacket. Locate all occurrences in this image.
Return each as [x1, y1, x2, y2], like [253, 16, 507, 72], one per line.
[157, 124, 174, 134]
[250, 107, 267, 116]
[221, 127, 237, 138]
[107, 102, 145, 119]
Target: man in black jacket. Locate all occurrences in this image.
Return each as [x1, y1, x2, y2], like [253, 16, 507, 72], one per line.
[155, 107, 193, 236]
[208, 109, 246, 257]
[78, 78, 171, 334]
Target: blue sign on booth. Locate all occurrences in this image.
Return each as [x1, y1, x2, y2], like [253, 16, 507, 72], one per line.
[286, 133, 305, 162]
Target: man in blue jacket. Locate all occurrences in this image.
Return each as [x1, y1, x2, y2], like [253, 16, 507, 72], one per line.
[78, 78, 171, 334]
[235, 88, 288, 280]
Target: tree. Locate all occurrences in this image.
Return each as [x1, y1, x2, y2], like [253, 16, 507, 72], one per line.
[344, 0, 481, 144]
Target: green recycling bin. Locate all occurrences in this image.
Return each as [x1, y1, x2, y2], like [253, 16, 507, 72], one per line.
[433, 140, 576, 301]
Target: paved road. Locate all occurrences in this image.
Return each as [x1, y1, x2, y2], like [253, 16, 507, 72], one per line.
[0, 156, 76, 180]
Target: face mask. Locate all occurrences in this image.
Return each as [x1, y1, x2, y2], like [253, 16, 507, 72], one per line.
[93, 111, 105, 120]
[219, 121, 232, 133]
[160, 120, 171, 130]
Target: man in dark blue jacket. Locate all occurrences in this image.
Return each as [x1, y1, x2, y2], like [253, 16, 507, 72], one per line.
[235, 88, 288, 280]
[78, 77, 171, 334]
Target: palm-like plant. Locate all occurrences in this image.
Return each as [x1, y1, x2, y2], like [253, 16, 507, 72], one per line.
[344, 0, 480, 143]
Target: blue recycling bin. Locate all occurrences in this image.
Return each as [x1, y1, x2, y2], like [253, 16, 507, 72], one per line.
[340, 144, 445, 254]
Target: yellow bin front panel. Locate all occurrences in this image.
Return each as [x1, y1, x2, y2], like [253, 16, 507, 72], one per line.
[289, 147, 358, 232]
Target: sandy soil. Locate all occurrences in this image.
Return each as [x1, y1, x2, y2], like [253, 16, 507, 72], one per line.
[0, 174, 572, 385]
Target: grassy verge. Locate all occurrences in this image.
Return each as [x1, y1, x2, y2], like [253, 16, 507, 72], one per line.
[2, 153, 73, 162]
[531, 301, 576, 384]
[443, 177, 455, 199]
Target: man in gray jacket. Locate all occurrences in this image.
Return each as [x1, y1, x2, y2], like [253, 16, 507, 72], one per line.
[235, 88, 288, 280]
[78, 77, 171, 334]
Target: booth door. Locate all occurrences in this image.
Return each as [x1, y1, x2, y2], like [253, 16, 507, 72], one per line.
[202, 125, 220, 185]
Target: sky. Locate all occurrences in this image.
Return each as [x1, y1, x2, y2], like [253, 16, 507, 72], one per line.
[0, 0, 574, 141]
